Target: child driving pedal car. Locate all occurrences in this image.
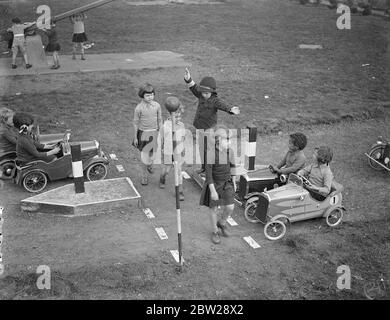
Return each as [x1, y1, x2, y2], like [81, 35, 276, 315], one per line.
[13, 112, 61, 165]
[297, 146, 334, 201]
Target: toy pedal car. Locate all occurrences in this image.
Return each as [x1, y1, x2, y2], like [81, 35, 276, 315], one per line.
[364, 136, 390, 172]
[12, 134, 109, 193]
[0, 127, 70, 180]
[234, 165, 287, 207]
[244, 173, 346, 240]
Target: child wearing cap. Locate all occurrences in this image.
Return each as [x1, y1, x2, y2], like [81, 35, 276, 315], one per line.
[159, 96, 186, 201]
[7, 17, 35, 69]
[270, 132, 307, 175]
[297, 146, 334, 201]
[133, 83, 162, 185]
[184, 68, 240, 174]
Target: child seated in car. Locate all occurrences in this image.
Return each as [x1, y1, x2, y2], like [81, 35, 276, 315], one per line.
[0, 107, 18, 155]
[297, 146, 334, 199]
[270, 132, 307, 175]
[13, 112, 60, 164]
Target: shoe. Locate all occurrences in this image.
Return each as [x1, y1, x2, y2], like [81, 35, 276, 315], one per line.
[211, 231, 221, 244]
[159, 175, 166, 189]
[50, 65, 57, 69]
[196, 167, 205, 175]
[11, 64, 17, 69]
[55, 65, 60, 69]
[217, 221, 230, 237]
[25, 64, 32, 69]
[81, 56, 86, 60]
[147, 165, 154, 174]
[179, 191, 185, 201]
[141, 176, 148, 185]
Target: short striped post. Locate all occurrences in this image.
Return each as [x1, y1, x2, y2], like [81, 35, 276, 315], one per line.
[172, 113, 183, 269]
[245, 124, 257, 171]
[71, 144, 85, 193]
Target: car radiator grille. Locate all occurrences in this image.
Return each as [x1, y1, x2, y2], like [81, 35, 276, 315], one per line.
[254, 195, 269, 224]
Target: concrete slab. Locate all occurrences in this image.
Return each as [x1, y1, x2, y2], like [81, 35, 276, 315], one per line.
[20, 177, 141, 216]
[0, 51, 189, 76]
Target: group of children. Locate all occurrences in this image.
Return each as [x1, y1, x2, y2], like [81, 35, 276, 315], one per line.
[6, 13, 88, 69]
[133, 67, 335, 244]
[0, 66, 335, 245]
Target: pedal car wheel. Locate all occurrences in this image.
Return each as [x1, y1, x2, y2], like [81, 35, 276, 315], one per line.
[264, 220, 286, 240]
[0, 160, 15, 180]
[367, 145, 386, 171]
[244, 202, 261, 224]
[23, 171, 47, 193]
[86, 163, 108, 181]
[326, 208, 343, 227]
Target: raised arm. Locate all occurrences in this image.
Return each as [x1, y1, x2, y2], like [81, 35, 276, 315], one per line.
[184, 67, 202, 99]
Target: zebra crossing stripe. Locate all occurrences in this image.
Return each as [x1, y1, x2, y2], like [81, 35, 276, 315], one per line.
[155, 227, 168, 240]
[143, 208, 155, 219]
[181, 171, 191, 179]
[116, 164, 125, 172]
[243, 236, 261, 249]
[110, 153, 118, 160]
[170, 250, 185, 263]
[227, 217, 238, 226]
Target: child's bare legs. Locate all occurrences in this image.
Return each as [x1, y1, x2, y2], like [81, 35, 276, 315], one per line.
[217, 204, 234, 237]
[159, 164, 172, 188]
[80, 43, 85, 60]
[72, 43, 77, 59]
[209, 207, 220, 244]
[53, 51, 60, 67]
[11, 47, 17, 67]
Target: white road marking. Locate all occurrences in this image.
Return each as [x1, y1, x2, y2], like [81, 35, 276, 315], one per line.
[243, 236, 261, 249]
[227, 217, 238, 226]
[143, 208, 155, 219]
[116, 164, 125, 172]
[155, 227, 168, 240]
[110, 153, 118, 160]
[170, 250, 184, 263]
[181, 171, 191, 179]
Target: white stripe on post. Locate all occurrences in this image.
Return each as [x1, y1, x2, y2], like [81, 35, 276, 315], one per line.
[244, 125, 257, 171]
[71, 161, 83, 178]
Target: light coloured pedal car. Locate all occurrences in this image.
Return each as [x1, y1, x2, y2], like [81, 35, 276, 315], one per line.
[244, 173, 346, 240]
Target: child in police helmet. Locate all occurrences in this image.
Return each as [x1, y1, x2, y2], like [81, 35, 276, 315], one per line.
[133, 83, 162, 185]
[184, 68, 240, 174]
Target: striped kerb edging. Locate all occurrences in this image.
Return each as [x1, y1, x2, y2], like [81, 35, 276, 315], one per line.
[71, 144, 85, 194]
[245, 125, 257, 171]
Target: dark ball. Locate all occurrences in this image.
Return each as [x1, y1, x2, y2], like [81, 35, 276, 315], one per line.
[164, 96, 181, 113]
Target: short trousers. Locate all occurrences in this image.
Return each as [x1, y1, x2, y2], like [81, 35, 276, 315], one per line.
[12, 37, 26, 54]
[45, 42, 61, 52]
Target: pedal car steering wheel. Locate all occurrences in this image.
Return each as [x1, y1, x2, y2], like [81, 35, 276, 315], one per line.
[297, 175, 312, 187]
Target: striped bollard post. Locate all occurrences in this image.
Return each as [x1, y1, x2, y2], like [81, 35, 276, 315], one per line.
[71, 144, 85, 193]
[245, 124, 257, 171]
[172, 113, 183, 269]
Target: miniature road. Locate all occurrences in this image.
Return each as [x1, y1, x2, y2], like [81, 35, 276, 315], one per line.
[0, 51, 189, 76]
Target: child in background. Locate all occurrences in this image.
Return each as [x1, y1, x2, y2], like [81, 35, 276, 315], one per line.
[7, 17, 34, 69]
[43, 22, 61, 69]
[133, 83, 162, 185]
[13, 112, 60, 164]
[270, 132, 307, 175]
[184, 67, 240, 174]
[297, 146, 334, 201]
[159, 97, 186, 201]
[199, 124, 239, 244]
[70, 13, 87, 60]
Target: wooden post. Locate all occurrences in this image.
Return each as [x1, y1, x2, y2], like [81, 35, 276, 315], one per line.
[71, 144, 85, 193]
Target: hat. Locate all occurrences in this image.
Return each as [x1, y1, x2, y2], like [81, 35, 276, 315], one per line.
[198, 77, 217, 93]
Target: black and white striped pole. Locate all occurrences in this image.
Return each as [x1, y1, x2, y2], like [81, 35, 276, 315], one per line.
[165, 96, 183, 269]
[71, 144, 85, 193]
[245, 124, 257, 171]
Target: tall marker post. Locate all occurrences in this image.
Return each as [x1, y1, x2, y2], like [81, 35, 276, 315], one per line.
[71, 144, 85, 193]
[164, 97, 183, 269]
